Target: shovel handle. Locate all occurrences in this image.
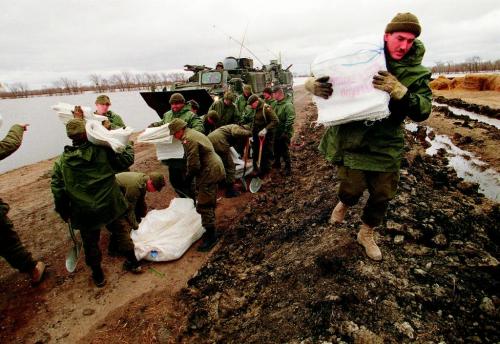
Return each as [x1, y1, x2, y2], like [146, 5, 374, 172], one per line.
[257, 135, 265, 169]
[242, 138, 249, 176]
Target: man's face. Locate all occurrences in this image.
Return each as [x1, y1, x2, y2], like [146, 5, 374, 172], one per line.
[384, 32, 416, 60]
[224, 98, 232, 106]
[263, 92, 272, 100]
[250, 100, 259, 109]
[173, 129, 184, 139]
[171, 102, 184, 113]
[243, 90, 251, 97]
[95, 103, 110, 115]
[273, 90, 284, 101]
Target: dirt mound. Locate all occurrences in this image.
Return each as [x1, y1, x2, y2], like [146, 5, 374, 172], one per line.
[431, 74, 500, 91]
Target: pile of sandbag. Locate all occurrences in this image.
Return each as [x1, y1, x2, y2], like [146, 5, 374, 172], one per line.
[310, 37, 390, 126]
[137, 124, 184, 160]
[131, 198, 204, 261]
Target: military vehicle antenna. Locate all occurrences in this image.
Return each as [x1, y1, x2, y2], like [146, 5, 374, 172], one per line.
[238, 23, 249, 59]
[211, 24, 265, 65]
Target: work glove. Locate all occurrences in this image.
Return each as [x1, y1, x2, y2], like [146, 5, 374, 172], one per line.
[372, 71, 407, 100]
[258, 128, 267, 137]
[304, 76, 333, 99]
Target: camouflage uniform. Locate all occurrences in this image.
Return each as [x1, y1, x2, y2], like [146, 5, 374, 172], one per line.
[115, 172, 149, 229]
[102, 110, 126, 129]
[180, 128, 225, 229]
[272, 94, 295, 172]
[0, 125, 37, 273]
[150, 105, 203, 199]
[209, 99, 240, 126]
[208, 124, 252, 185]
[250, 100, 278, 176]
[51, 140, 136, 269]
[236, 93, 253, 124]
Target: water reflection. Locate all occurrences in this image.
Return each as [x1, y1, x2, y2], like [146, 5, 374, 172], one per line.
[432, 101, 500, 129]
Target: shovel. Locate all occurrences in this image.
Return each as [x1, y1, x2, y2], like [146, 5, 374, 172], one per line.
[250, 135, 265, 193]
[65, 220, 82, 273]
[240, 138, 250, 191]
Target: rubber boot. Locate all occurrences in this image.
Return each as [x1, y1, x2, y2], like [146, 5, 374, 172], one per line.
[198, 227, 218, 252]
[329, 201, 348, 224]
[91, 265, 106, 287]
[30, 261, 46, 285]
[357, 223, 382, 261]
[225, 183, 240, 198]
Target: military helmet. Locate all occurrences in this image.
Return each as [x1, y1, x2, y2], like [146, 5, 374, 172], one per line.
[66, 118, 86, 139]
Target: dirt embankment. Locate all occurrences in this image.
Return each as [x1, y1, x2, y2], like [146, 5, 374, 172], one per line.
[0, 86, 498, 343]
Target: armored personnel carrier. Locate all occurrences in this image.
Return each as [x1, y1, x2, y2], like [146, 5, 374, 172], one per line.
[140, 56, 293, 118]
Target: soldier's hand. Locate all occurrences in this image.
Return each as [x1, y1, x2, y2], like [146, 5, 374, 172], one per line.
[72, 106, 84, 119]
[372, 71, 407, 100]
[19, 124, 29, 131]
[258, 128, 267, 137]
[102, 120, 111, 130]
[305, 76, 333, 99]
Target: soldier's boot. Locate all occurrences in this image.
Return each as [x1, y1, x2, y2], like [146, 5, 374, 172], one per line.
[30, 261, 46, 285]
[91, 265, 106, 288]
[198, 226, 219, 252]
[123, 253, 142, 274]
[225, 183, 240, 198]
[329, 201, 348, 224]
[284, 163, 292, 176]
[357, 223, 382, 261]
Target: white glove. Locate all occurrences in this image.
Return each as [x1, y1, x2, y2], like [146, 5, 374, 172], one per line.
[258, 128, 267, 137]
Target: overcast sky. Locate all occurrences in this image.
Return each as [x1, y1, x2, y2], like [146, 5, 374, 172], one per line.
[1, 0, 499, 89]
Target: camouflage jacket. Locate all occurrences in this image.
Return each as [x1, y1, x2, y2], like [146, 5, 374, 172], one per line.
[251, 103, 279, 134]
[151, 105, 204, 133]
[272, 94, 295, 138]
[51, 141, 134, 230]
[102, 110, 126, 129]
[0, 125, 25, 216]
[208, 124, 252, 154]
[209, 100, 240, 126]
[235, 94, 252, 123]
[116, 171, 148, 229]
[180, 128, 225, 184]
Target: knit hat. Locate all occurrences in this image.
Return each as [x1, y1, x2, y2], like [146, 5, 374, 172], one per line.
[66, 118, 86, 139]
[168, 118, 187, 134]
[149, 172, 166, 191]
[169, 92, 185, 104]
[206, 110, 220, 122]
[95, 95, 111, 105]
[263, 87, 273, 95]
[247, 94, 260, 106]
[272, 85, 283, 93]
[187, 99, 199, 110]
[243, 84, 253, 93]
[385, 12, 421, 37]
[223, 91, 235, 102]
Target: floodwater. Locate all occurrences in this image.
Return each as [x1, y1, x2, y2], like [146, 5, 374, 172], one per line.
[405, 122, 499, 202]
[432, 101, 500, 129]
[0, 91, 159, 173]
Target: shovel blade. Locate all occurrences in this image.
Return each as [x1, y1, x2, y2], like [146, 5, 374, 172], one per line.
[65, 241, 82, 273]
[249, 177, 262, 193]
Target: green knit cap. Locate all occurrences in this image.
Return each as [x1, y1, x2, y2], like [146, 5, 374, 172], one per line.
[149, 172, 165, 191]
[66, 118, 86, 139]
[247, 94, 260, 106]
[385, 12, 421, 37]
[95, 95, 111, 105]
[168, 118, 187, 134]
[169, 92, 185, 104]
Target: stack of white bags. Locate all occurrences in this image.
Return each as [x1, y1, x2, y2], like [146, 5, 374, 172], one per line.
[137, 124, 184, 160]
[51, 102, 133, 153]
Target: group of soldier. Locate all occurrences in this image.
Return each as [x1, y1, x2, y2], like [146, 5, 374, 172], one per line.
[0, 84, 296, 288]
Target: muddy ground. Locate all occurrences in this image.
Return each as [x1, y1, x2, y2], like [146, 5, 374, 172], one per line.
[0, 87, 499, 343]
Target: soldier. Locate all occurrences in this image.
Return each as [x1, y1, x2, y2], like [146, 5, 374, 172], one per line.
[149, 93, 203, 199]
[201, 110, 220, 135]
[116, 171, 166, 229]
[236, 84, 253, 124]
[272, 85, 295, 175]
[95, 95, 126, 129]
[209, 91, 240, 126]
[262, 87, 276, 107]
[247, 94, 279, 177]
[168, 119, 225, 252]
[187, 99, 200, 116]
[208, 124, 252, 197]
[0, 122, 46, 285]
[215, 62, 224, 71]
[51, 119, 141, 287]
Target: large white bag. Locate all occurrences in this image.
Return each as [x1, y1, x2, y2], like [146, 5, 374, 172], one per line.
[131, 198, 204, 261]
[311, 37, 390, 126]
[85, 120, 134, 153]
[51, 102, 107, 124]
[137, 124, 185, 160]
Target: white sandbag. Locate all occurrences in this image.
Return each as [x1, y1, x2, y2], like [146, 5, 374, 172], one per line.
[311, 36, 390, 127]
[51, 102, 107, 124]
[85, 120, 134, 153]
[0, 114, 3, 129]
[230, 147, 254, 178]
[137, 124, 185, 160]
[131, 198, 204, 261]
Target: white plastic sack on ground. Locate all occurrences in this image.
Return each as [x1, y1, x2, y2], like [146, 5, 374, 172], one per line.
[230, 147, 254, 178]
[51, 102, 107, 124]
[137, 124, 185, 160]
[131, 198, 204, 261]
[85, 120, 134, 153]
[311, 36, 390, 127]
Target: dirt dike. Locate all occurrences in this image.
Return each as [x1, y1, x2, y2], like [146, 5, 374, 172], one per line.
[84, 89, 498, 343]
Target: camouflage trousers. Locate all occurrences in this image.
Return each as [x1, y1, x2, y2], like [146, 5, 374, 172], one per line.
[337, 166, 399, 227]
[196, 180, 218, 229]
[80, 216, 135, 268]
[0, 201, 36, 273]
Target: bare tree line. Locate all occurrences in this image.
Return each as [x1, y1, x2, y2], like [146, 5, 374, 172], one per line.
[431, 57, 500, 74]
[0, 71, 188, 99]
